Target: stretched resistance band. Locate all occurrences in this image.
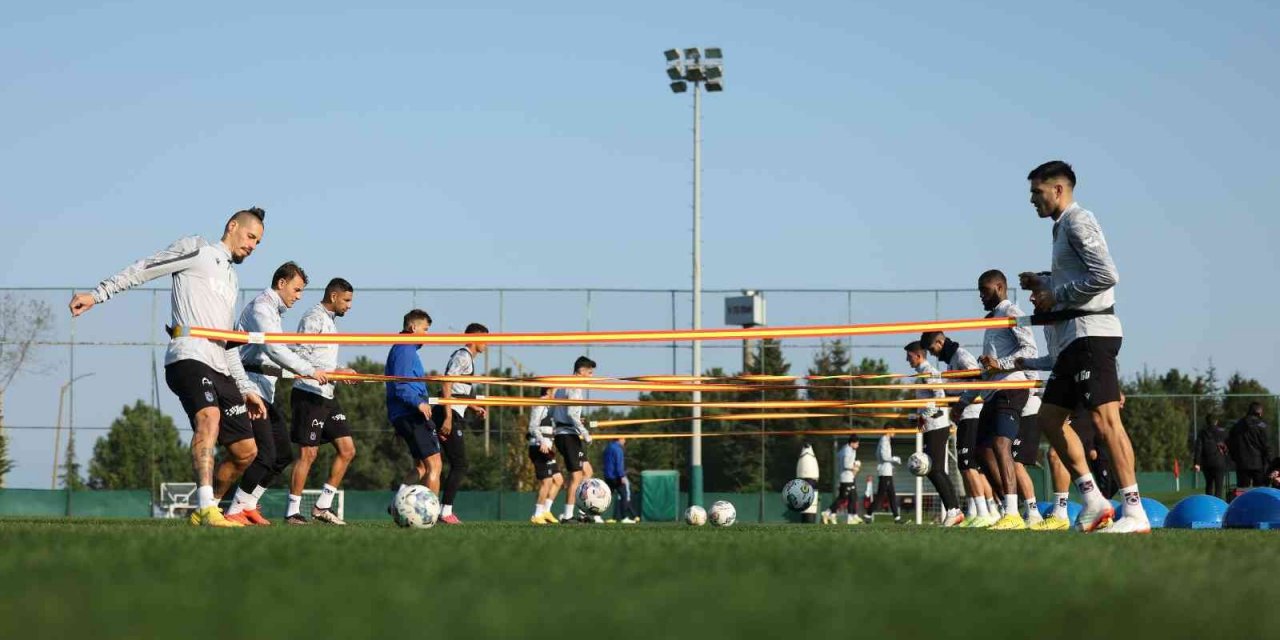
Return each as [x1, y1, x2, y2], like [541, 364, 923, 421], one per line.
[591, 412, 909, 429]
[594, 427, 921, 441]
[425, 395, 954, 410]
[172, 315, 1016, 346]
[626, 369, 982, 383]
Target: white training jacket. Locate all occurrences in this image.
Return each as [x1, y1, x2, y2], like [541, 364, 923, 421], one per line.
[291, 303, 339, 399]
[551, 387, 590, 441]
[940, 343, 983, 421]
[911, 361, 950, 432]
[876, 434, 900, 477]
[837, 444, 860, 483]
[90, 235, 254, 396]
[961, 299, 1038, 405]
[1040, 202, 1123, 351]
[237, 288, 316, 403]
[444, 347, 476, 418]
[527, 405, 553, 448]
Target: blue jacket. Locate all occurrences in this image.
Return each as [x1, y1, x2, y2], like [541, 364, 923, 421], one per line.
[385, 342, 427, 422]
[603, 441, 625, 480]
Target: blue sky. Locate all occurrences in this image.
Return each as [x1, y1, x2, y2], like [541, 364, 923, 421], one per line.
[1, 2, 1277, 488]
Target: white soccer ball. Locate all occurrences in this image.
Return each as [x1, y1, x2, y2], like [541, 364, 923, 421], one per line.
[907, 452, 932, 477]
[576, 477, 613, 516]
[708, 500, 737, 527]
[782, 478, 816, 512]
[396, 485, 441, 529]
[684, 505, 707, 526]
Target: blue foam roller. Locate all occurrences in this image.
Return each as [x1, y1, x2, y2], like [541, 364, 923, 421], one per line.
[1223, 487, 1280, 530]
[1166, 494, 1229, 529]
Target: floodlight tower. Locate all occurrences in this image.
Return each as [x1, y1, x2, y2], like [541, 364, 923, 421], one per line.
[665, 47, 723, 508]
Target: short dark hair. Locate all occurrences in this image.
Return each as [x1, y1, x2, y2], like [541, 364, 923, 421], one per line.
[270, 261, 308, 289]
[1249, 402, 1264, 416]
[402, 308, 432, 330]
[573, 356, 597, 372]
[903, 341, 926, 354]
[226, 206, 266, 232]
[1027, 160, 1076, 188]
[323, 277, 353, 302]
[979, 269, 1007, 286]
[464, 322, 489, 335]
[847, 434, 858, 444]
[920, 331, 944, 347]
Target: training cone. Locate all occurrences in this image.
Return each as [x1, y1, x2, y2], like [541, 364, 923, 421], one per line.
[1223, 487, 1280, 530]
[1165, 494, 1229, 529]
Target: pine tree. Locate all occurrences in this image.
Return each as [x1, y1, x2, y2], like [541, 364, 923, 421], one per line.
[61, 432, 87, 490]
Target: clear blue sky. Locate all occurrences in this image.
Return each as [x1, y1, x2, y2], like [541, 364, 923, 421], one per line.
[2, 1, 1277, 488]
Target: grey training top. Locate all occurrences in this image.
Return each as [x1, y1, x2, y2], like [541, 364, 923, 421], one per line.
[237, 288, 316, 403]
[1041, 203, 1123, 351]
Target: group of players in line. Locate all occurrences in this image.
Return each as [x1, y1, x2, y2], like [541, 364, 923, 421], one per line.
[66, 159, 1151, 533]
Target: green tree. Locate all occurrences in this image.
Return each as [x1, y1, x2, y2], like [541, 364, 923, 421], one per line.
[61, 432, 87, 490]
[88, 401, 188, 492]
[0, 430, 12, 484]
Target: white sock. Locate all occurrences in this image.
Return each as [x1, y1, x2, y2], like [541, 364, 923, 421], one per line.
[441, 504, 453, 517]
[534, 503, 545, 517]
[250, 485, 266, 509]
[316, 484, 337, 510]
[542, 499, 553, 511]
[966, 497, 977, 517]
[1074, 472, 1106, 504]
[976, 497, 990, 518]
[562, 504, 576, 519]
[1004, 494, 1018, 515]
[1120, 484, 1147, 520]
[286, 494, 302, 517]
[226, 488, 254, 515]
[1024, 498, 1038, 517]
[197, 485, 215, 510]
[987, 498, 1001, 516]
[1053, 492, 1069, 518]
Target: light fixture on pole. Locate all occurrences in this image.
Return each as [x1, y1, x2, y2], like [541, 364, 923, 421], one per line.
[664, 46, 724, 508]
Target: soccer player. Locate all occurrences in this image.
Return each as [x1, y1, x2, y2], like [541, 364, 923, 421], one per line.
[554, 355, 598, 523]
[821, 435, 862, 525]
[864, 431, 902, 523]
[431, 322, 489, 525]
[286, 278, 358, 525]
[224, 261, 334, 525]
[385, 309, 443, 521]
[903, 341, 964, 526]
[603, 438, 638, 523]
[951, 269, 1038, 530]
[527, 387, 564, 524]
[68, 207, 269, 527]
[920, 331, 999, 527]
[1019, 160, 1148, 533]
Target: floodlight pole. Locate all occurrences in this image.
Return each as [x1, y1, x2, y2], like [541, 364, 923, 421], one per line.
[690, 75, 704, 509]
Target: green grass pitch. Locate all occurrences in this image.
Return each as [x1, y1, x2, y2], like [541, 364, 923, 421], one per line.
[1, 518, 1275, 639]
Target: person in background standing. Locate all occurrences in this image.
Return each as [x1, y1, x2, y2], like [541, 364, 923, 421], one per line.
[1228, 402, 1272, 490]
[1193, 415, 1229, 500]
[603, 438, 638, 523]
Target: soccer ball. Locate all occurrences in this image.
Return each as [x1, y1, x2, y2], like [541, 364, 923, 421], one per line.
[782, 478, 816, 512]
[684, 505, 707, 526]
[708, 500, 737, 527]
[396, 485, 441, 529]
[907, 452, 931, 477]
[576, 478, 613, 516]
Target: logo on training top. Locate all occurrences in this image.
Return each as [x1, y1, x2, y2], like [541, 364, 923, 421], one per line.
[225, 404, 247, 418]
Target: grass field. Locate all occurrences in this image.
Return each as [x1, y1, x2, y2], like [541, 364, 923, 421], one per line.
[2, 518, 1276, 639]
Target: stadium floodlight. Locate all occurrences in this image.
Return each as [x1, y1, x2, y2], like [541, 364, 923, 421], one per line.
[663, 47, 725, 510]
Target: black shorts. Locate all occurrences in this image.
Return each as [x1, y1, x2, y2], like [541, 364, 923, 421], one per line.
[528, 445, 561, 480]
[392, 412, 440, 460]
[977, 390, 1029, 447]
[250, 402, 291, 467]
[291, 388, 351, 446]
[164, 360, 253, 446]
[1042, 337, 1122, 410]
[956, 418, 979, 470]
[430, 405, 481, 435]
[554, 433, 587, 473]
[1014, 414, 1041, 466]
